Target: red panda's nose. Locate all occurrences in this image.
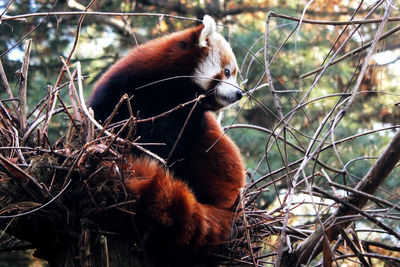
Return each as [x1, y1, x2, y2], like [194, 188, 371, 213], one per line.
[235, 89, 243, 100]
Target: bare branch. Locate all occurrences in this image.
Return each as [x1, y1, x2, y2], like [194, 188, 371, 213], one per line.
[283, 127, 400, 265]
[18, 38, 31, 132]
[0, 59, 17, 112]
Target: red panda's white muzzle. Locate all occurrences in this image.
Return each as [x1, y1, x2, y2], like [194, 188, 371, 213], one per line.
[215, 77, 242, 106]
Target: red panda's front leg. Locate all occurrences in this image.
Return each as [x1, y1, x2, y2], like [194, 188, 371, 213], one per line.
[124, 157, 235, 249]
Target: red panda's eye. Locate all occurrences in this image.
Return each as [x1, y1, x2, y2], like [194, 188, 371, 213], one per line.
[224, 68, 231, 77]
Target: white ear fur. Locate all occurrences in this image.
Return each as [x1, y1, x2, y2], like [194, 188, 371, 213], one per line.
[199, 15, 216, 47]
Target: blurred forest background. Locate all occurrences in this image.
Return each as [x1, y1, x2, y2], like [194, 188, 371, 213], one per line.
[1, 0, 400, 266]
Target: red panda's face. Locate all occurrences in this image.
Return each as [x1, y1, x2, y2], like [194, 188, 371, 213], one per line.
[193, 16, 242, 110]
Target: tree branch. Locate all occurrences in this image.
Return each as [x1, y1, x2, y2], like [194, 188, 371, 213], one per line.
[282, 127, 400, 265]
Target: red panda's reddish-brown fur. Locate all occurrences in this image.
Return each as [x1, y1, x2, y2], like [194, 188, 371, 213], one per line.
[120, 112, 245, 266]
[172, 112, 245, 209]
[88, 24, 208, 127]
[88, 16, 245, 265]
[124, 112, 245, 247]
[94, 24, 205, 94]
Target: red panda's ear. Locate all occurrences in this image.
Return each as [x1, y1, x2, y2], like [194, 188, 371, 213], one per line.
[199, 15, 216, 47]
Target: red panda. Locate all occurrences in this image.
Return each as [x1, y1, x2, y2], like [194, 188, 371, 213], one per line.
[88, 15, 246, 265]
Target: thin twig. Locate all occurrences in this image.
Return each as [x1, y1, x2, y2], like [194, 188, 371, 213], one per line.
[166, 94, 204, 164]
[285, 126, 400, 265]
[313, 186, 400, 240]
[0, 154, 45, 192]
[339, 228, 371, 267]
[0, 0, 15, 19]
[0, 59, 17, 112]
[327, 181, 400, 213]
[0, 180, 71, 219]
[18, 38, 31, 132]
[301, 24, 400, 79]
[269, 11, 400, 25]
[75, 61, 166, 165]
[1, 11, 202, 23]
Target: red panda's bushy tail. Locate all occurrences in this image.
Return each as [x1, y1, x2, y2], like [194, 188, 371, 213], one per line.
[124, 156, 236, 250]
